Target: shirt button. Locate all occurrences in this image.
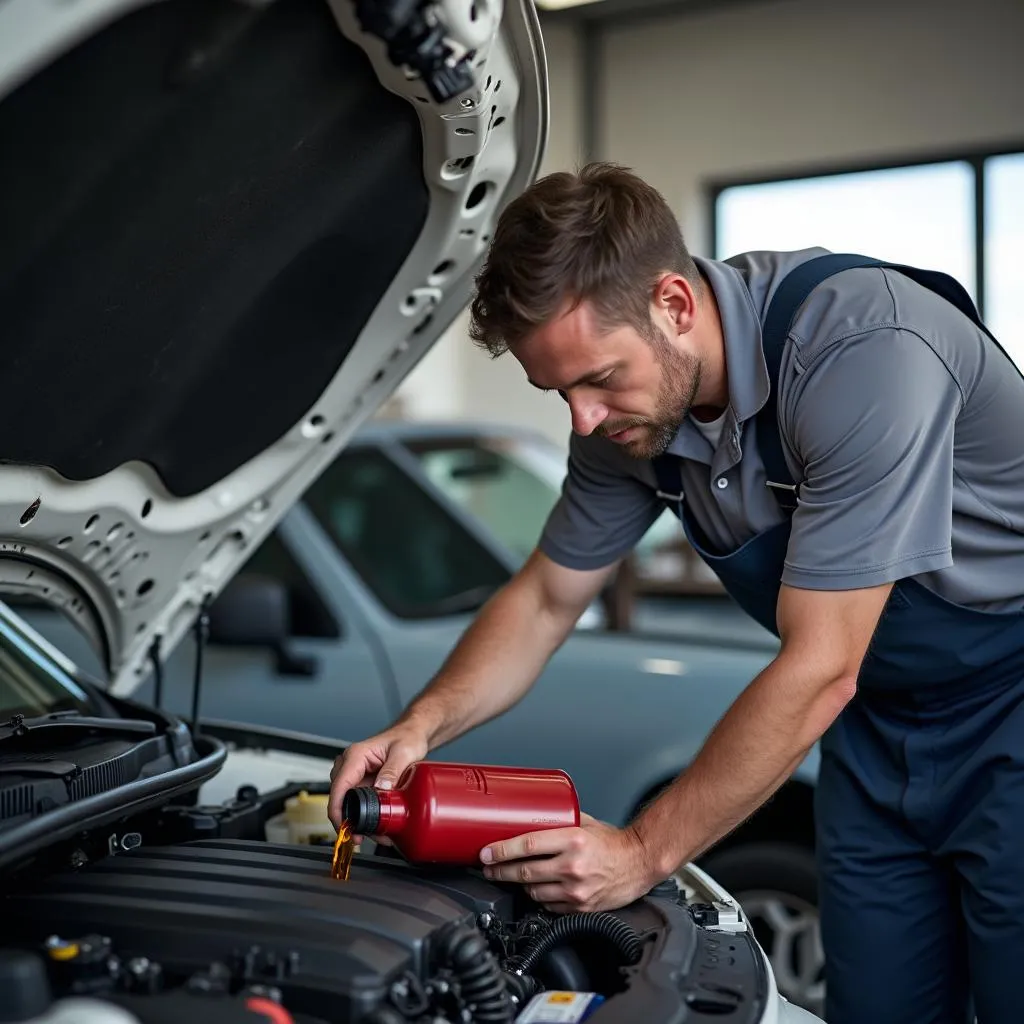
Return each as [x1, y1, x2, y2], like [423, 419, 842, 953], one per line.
[716, 477, 729, 490]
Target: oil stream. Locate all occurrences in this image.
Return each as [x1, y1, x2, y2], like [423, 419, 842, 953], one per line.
[330, 820, 355, 881]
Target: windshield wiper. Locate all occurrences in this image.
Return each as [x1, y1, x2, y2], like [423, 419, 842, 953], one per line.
[0, 712, 157, 743]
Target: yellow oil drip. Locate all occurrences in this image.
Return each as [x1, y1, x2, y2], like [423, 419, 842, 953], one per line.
[330, 820, 355, 881]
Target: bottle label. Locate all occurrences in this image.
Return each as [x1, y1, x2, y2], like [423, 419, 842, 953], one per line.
[516, 992, 605, 1023]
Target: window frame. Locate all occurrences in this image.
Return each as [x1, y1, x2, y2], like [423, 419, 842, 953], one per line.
[706, 141, 1024, 322]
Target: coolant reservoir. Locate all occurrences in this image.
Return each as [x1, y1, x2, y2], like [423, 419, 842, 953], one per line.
[22, 1000, 141, 1024]
[342, 761, 580, 865]
[264, 790, 335, 845]
[0, 949, 141, 1023]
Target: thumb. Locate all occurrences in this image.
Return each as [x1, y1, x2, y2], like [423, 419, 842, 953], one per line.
[374, 751, 415, 792]
[373, 765, 401, 792]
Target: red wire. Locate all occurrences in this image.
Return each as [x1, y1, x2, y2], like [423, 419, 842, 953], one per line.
[245, 996, 295, 1024]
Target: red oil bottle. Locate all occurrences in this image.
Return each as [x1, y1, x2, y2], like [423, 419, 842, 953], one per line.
[341, 761, 580, 865]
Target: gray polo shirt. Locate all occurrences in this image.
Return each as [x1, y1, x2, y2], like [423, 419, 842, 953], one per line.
[538, 248, 1024, 612]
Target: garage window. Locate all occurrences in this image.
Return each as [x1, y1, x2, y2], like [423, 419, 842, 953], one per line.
[985, 153, 1024, 367]
[711, 146, 1022, 364]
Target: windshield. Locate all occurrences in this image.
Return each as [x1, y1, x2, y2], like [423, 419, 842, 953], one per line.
[0, 602, 95, 719]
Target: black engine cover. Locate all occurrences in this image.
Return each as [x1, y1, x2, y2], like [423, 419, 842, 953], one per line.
[1, 837, 773, 1024]
[2, 839, 516, 1021]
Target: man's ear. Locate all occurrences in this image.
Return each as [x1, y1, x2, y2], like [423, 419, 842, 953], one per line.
[653, 273, 699, 335]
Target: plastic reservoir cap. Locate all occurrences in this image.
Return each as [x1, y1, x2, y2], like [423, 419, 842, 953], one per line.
[45, 942, 80, 963]
[264, 790, 335, 846]
[285, 791, 330, 825]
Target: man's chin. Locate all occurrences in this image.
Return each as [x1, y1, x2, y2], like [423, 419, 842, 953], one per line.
[600, 421, 677, 460]
[622, 430, 674, 461]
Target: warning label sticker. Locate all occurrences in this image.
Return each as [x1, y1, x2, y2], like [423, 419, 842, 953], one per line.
[516, 991, 605, 1023]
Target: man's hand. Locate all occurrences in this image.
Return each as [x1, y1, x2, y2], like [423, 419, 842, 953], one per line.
[328, 724, 428, 829]
[479, 813, 659, 914]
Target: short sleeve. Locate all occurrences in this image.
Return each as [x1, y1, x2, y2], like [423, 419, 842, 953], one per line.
[782, 327, 963, 591]
[538, 432, 665, 571]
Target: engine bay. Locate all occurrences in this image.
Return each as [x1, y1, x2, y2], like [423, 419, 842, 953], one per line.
[0, 777, 770, 1024]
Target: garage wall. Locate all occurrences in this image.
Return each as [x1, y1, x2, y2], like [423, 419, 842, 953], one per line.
[396, 0, 1024, 447]
[599, 0, 1024, 255]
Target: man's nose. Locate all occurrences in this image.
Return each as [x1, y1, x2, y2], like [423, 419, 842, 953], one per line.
[569, 395, 608, 436]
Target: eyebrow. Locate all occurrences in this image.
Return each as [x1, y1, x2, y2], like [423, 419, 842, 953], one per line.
[527, 365, 617, 392]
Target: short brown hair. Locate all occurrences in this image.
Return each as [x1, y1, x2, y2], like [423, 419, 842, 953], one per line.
[468, 162, 700, 357]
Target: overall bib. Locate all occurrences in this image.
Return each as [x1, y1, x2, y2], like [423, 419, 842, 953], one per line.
[652, 255, 1024, 1024]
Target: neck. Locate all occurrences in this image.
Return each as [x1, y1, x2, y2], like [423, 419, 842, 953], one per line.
[691, 277, 729, 414]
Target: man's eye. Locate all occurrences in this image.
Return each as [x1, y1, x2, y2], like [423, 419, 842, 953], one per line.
[594, 374, 613, 388]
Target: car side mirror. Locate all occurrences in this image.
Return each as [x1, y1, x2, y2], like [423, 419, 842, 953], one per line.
[207, 576, 318, 678]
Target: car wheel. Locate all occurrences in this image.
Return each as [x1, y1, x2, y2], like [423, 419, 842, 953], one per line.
[691, 842, 825, 1018]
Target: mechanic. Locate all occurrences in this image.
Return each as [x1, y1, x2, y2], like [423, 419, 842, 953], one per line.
[330, 162, 1024, 1023]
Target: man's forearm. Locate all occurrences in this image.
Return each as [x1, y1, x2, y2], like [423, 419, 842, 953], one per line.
[396, 572, 579, 749]
[631, 650, 856, 877]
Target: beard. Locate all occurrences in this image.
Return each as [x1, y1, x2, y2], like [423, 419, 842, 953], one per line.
[598, 334, 701, 460]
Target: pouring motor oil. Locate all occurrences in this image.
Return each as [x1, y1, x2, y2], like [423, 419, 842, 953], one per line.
[341, 760, 580, 866]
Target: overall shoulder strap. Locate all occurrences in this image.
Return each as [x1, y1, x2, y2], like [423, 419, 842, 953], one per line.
[651, 451, 685, 521]
[656, 252, 1003, 519]
[650, 255, 884, 518]
[757, 251, 1007, 512]
[757, 254, 886, 508]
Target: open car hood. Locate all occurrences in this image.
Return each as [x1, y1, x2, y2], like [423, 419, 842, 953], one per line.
[0, 0, 548, 695]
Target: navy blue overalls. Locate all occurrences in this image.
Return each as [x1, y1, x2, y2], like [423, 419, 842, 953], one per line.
[652, 255, 1024, 1024]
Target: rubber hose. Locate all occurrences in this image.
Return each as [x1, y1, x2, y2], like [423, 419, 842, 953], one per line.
[512, 913, 643, 976]
[442, 927, 515, 1024]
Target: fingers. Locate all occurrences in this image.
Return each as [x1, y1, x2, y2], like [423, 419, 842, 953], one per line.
[481, 827, 582, 868]
[327, 727, 428, 828]
[484, 855, 565, 885]
[481, 828, 589, 890]
[482, 848, 584, 886]
[372, 731, 427, 790]
[374, 748, 414, 791]
[523, 883, 565, 905]
[328, 745, 375, 827]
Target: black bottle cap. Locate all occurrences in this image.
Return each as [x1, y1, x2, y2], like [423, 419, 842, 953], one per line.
[0, 949, 53, 1022]
[342, 787, 380, 834]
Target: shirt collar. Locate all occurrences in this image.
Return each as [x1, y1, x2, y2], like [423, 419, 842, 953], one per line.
[664, 255, 770, 463]
[694, 254, 770, 424]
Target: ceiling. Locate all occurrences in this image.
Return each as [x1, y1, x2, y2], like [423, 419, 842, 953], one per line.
[535, 0, 776, 26]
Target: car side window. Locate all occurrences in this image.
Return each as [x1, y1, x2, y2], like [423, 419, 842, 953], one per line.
[406, 442, 559, 562]
[303, 447, 510, 619]
[235, 530, 340, 639]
